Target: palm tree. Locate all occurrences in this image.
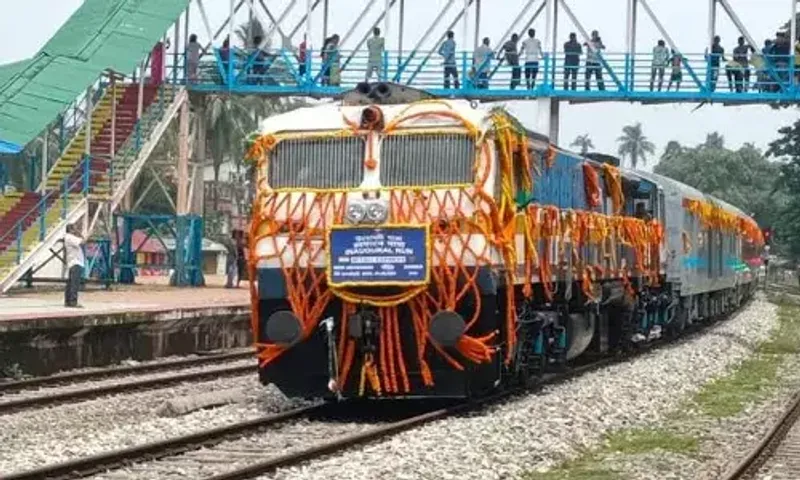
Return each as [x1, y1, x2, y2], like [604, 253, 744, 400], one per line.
[703, 132, 725, 150]
[235, 17, 267, 48]
[617, 123, 655, 169]
[570, 134, 595, 155]
[206, 95, 308, 212]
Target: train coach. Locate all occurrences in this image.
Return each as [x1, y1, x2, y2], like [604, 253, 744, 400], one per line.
[244, 83, 764, 400]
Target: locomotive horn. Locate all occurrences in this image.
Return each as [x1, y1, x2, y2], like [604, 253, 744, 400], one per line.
[265, 310, 303, 346]
[372, 82, 391, 99]
[429, 310, 466, 347]
[356, 81, 371, 95]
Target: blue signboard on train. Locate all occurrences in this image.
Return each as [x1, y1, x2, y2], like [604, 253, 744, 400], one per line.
[328, 227, 429, 286]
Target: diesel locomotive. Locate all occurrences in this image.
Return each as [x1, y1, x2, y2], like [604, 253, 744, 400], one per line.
[245, 83, 763, 400]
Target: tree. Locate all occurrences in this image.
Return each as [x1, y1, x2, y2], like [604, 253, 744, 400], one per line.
[766, 119, 800, 257]
[702, 131, 725, 150]
[570, 134, 594, 155]
[661, 140, 684, 161]
[617, 123, 655, 169]
[654, 137, 786, 239]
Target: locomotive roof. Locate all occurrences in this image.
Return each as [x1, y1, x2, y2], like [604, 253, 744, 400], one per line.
[631, 170, 750, 218]
[259, 99, 494, 135]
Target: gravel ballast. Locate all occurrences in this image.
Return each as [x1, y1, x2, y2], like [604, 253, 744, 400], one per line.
[259, 298, 778, 480]
[0, 376, 306, 475]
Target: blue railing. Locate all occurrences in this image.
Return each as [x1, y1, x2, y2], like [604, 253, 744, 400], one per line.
[178, 47, 800, 103]
[0, 155, 94, 266]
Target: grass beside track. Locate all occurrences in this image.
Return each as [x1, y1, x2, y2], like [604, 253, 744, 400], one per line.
[522, 301, 800, 480]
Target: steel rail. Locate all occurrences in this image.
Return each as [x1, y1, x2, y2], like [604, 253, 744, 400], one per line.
[0, 404, 326, 480]
[0, 363, 254, 415]
[0, 349, 254, 394]
[720, 391, 800, 480]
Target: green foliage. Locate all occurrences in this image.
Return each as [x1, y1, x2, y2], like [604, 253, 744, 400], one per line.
[767, 119, 800, 258]
[616, 123, 655, 169]
[653, 137, 785, 234]
[570, 134, 594, 155]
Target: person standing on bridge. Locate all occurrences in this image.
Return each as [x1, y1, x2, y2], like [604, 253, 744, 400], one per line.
[650, 40, 670, 91]
[667, 49, 682, 91]
[186, 34, 201, 84]
[438, 31, 460, 89]
[472, 37, 493, 89]
[563, 33, 582, 90]
[733, 36, 755, 92]
[321, 34, 341, 86]
[366, 28, 385, 81]
[62, 223, 84, 308]
[584, 30, 605, 91]
[499, 34, 521, 89]
[706, 35, 725, 92]
[520, 29, 542, 89]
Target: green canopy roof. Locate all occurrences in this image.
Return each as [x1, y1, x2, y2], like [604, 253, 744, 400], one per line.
[0, 0, 189, 152]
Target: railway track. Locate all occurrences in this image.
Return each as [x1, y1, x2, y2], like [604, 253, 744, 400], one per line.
[721, 391, 800, 480]
[0, 350, 255, 414]
[2, 305, 750, 480]
[1, 357, 615, 480]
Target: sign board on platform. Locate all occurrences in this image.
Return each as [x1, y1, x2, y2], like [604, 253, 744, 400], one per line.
[327, 225, 430, 287]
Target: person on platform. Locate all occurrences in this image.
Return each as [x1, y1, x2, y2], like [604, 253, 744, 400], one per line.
[62, 224, 84, 308]
[235, 230, 247, 288]
[366, 27, 385, 80]
[650, 40, 670, 91]
[520, 28, 542, 89]
[186, 34, 201, 83]
[667, 49, 683, 92]
[438, 31, 459, 89]
[563, 32, 582, 90]
[150, 40, 168, 85]
[584, 30, 605, 91]
[472, 37, 493, 89]
[499, 33, 521, 89]
[223, 233, 238, 289]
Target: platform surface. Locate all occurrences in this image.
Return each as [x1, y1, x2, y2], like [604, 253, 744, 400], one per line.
[0, 279, 250, 323]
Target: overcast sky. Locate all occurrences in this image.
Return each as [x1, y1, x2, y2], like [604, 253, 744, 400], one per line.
[2, 0, 798, 171]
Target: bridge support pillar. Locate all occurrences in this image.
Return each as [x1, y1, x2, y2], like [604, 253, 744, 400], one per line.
[537, 98, 560, 145]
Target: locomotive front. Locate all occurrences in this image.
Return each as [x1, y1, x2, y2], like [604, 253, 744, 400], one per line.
[247, 99, 518, 399]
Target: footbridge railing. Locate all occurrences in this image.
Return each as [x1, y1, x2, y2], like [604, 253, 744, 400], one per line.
[179, 48, 800, 104]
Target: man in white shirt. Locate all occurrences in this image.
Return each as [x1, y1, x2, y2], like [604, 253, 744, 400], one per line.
[520, 28, 542, 89]
[650, 39, 670, 91]
[472, 37, 493, 88]
[186, 34, 201, 83]
[63, 224, 85, 308]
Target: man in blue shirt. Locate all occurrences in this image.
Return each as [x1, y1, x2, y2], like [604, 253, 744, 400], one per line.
[438, 31, 459, 89]
[563, 33, 582, 90]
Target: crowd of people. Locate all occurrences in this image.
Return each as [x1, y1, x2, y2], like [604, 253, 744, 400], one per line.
[175, 27, 800, 93]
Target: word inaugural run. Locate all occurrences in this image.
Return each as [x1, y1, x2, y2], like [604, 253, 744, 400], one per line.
[333, 231, 424, 279]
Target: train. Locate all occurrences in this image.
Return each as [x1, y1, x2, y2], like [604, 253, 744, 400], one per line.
[244, 83, 764, 400]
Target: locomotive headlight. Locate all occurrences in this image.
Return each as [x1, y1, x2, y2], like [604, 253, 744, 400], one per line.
[365, 201, 388, 224]
[345, 201, 367, 224]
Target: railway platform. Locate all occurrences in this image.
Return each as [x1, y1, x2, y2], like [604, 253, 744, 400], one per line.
[0, 283, 252, 377]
